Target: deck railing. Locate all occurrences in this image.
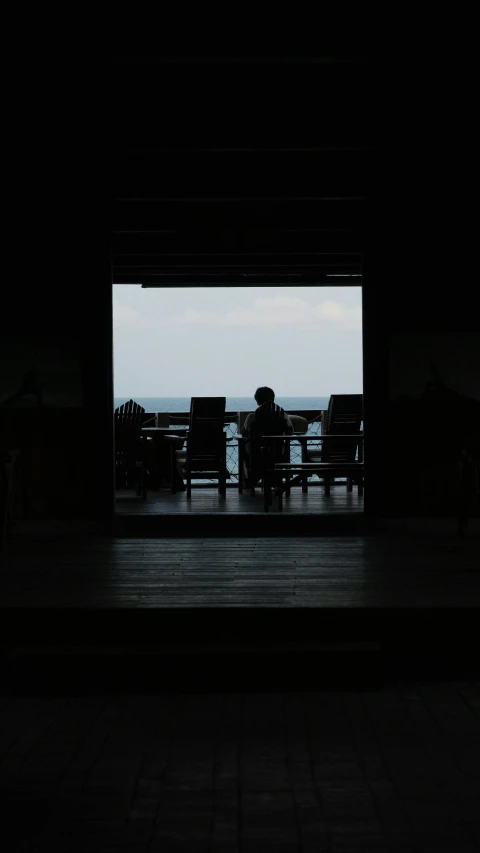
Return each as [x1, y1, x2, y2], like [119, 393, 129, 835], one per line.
[142, 410, 326, 484]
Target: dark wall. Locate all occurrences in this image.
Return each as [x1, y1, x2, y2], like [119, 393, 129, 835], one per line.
[4, 271, 477, 523]
[364, 251, 479, 518]
[3, 265, 114, 525]
[4, 49, 477, 525]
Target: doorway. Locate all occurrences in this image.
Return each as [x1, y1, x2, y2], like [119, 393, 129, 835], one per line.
[113, 284, 364, 524]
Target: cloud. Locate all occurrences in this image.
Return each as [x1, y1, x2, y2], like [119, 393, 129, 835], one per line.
[113, 299, 154, 329]
[112, 295, 362, 332]
[176, 309, 219, 326]
[171, 296, 361, 330]
[313, 302, 362, 331]
[314, 300, 344, 320]
[177, 296, 308, 327]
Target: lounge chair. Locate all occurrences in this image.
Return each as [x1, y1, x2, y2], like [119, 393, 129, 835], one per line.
[173, 397, 231, 498]
[114, 399, 147, 498]
[304, 394, 364, 495]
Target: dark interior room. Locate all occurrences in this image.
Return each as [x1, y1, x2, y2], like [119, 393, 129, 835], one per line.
[1, 40, 479, 852]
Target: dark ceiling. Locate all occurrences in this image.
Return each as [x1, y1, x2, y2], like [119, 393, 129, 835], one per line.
[109, 53, 376, 286]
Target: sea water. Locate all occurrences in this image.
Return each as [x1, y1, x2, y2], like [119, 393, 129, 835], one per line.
[114, 396, 330, 413]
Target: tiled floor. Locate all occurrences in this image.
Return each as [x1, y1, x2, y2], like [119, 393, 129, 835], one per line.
[1, 684, 479, 852]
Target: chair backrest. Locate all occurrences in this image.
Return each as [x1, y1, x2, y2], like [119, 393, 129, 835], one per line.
[325, 395, 363, 433]
[323, 394, 363, 463]
[155, 412, 170, 427]
[247, 402, 292, 467]
[114, 399, 145, 456]
[188, 397, 226, 458]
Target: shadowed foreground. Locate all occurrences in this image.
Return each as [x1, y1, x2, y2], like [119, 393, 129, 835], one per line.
[1, 685, 479, 852]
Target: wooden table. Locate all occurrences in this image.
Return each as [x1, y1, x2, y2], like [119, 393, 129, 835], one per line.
[141, 428, 188, 489]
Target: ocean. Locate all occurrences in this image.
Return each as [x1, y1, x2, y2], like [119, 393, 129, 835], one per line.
[114, 396, 330, 413]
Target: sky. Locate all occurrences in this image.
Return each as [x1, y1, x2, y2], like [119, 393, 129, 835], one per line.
[113, 285, 363, 397]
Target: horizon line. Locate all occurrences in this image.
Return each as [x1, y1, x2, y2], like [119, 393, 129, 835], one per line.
[113, 393, 357, 398]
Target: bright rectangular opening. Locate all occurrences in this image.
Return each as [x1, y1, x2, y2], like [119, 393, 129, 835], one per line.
[113, 285, 363, 511]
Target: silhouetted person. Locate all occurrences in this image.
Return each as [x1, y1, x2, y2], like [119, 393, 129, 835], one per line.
[242, 387, 293, 487]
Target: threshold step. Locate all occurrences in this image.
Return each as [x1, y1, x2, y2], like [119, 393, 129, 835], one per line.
[114, 512, 366, 536]
[3, 643, 383, 694]
[6, 640, 381, 657]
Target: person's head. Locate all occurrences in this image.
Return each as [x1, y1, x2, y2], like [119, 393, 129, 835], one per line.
[254, 386, 275, 405]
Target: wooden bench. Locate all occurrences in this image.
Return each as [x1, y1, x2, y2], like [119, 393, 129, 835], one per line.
[264, 461, 364, 511]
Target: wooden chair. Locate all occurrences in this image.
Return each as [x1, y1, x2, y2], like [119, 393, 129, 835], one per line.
[243, 408, 297, 497]
[304, 394, 364, 495]
[174, 397, 231, 498]
[114, 399, 147, 498]
[252, 413, 311, 510]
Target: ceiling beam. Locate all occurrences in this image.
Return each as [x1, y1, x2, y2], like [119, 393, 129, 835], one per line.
[113, 272, 362, 286]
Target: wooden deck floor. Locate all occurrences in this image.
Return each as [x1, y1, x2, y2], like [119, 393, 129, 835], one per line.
[1, 533, 478, 610]
[116, 485, 364, 514]
[1, 533, 479, 684]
